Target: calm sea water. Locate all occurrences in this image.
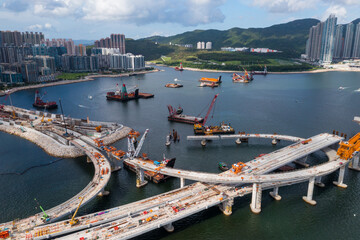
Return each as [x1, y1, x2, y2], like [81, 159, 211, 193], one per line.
[1, 67, 360, 239]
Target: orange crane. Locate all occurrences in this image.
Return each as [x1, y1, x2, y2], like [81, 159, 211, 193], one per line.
[231, 162, 246, 174]
[194, 94, 219, 131]
[337, 132, 360, 160]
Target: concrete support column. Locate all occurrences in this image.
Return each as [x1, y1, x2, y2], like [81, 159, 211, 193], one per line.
[271, 139, 277, 145]
[219, 197, 234, 216]
[97, 188, 110, 197]
[87, 156, 91, 163]
[294, 156, 310, 167]
[163, 223, 174, 232]
[250, 183, 262, 214]
[315, 176, 325, 188]
[333, 165, 348, 188]
[180, 178, 185, 188]
[235, 138, 241, 144]
[349, 155, 360, 171]
[269, 186, 281, 200]
[201, 139, 207, 146]
[302, 177, 316, 205]
[136, 167, 148, 188]
[109, 158, 121, 172]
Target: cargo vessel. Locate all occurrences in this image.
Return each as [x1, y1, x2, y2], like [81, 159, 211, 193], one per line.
[106, 83, 154, 102]
[123, 154, 176, 183]
[251, 66, 267, 75]
[199, 82, 219, 87]
[199, 76, 222, 84]
[167, 105, 204, 124]
[33, 90, 58, 109]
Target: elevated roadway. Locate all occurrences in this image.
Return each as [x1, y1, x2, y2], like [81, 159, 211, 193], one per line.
[2, 139, 111, 238]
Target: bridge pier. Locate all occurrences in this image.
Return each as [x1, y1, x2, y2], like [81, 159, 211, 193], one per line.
[180, 177, 185, 188]
[250, 183, 262, 214]
[108, 157, 122, 172]
[315, 176, 325, 187]
[349, 155, 360, 171]
[87, 156, 91, 163]
[201, 139, 207, 146]
[333, 165, 347, 188]
[271, 139, 277, 145]
[136, 167, 148, 188]
[235, 138, 241, 144]
[163, 223, 174, 232]
[219, 197, 234, 216]
[98, 189, 110, 197]
[294, 156, 310, 168]
[302, 177, 316, 205]
[269, 186, 281, 200]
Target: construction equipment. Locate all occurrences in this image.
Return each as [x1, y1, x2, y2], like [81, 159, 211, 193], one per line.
[127, 129, 149, 159]
[231, 162, 246, 174]
[337, 133, 360, 160]
[34, 198, 50, 222]
[69, 197, 85, 226]
[95, 126, 102, 132]
[194, 94, 219, 130]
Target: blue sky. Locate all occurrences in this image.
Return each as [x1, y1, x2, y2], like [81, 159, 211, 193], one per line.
[0, 0, 359, 40]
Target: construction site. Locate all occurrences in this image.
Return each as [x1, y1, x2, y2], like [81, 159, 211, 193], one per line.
[1, 102, 360, 239]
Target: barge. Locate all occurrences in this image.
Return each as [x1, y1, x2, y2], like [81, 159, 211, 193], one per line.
[106, 84, 154, 102]
[167, 105, 204, 124]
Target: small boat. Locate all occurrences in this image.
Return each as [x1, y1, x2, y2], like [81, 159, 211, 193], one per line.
[165, 83, 183, 88]
[218, 162, 229, 171]
[88, 95, 93, 100]
[166, 134, 171, 146]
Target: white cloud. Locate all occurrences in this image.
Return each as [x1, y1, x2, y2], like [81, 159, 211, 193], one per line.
[1, 0, 226, 26]
[27, 23, 54, 31]
[252, 0, 315, 13]
[323, 5, 347, 21]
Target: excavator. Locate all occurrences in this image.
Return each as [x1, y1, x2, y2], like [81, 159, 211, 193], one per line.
[68, 197, 85, 226]
[34, 198, 50, 222]
[231, 162, 247, 174]
[337, 132, 360, 160]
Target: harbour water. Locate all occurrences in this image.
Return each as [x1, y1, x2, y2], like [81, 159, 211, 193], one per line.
[1, 67, 360, 239]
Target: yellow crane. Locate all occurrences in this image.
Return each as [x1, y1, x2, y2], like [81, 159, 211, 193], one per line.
[337, 132, 360, 160]
[69, 197, 85, 226]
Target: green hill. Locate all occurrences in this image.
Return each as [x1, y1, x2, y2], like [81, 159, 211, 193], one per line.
[143, 18, 320, 56]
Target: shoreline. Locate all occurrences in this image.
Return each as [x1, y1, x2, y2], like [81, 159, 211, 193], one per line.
[162, 65, 360, 74]
[2, 68, 160, 95]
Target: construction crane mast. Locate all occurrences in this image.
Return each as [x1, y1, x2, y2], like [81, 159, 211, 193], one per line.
[127, 129, 149, 159]
[69, 197, 85, 226]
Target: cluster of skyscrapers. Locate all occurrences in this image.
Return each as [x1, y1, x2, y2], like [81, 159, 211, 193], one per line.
[0, 31, 145, 85]
[305, 15, 360, 63]
[94, 34, 126, 54]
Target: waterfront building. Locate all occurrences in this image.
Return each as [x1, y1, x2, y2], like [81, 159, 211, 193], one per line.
[65, 39, 75, 56]
[20, 61, 38, 82]
[127, 54, 145, 71]
[1, 71, 23, 84]
[352, 23, 360, 59]
[60, 55, 99, 72]
[197, 42, 202, 49]
[0, 46, 32, 64]
[343, 23, 355, 59]
[333, 25, 345, 59]
[206, 42, 212, 50]
[319, 14, 337, 63]
[32, 55, 55, 75]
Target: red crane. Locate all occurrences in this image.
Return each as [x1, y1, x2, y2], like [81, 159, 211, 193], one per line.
[202, 94, 219, 126]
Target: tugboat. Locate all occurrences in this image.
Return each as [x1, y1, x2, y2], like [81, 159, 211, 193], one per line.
[193, 94, 235, 135]
[33, 90, 58, 109]
[175, 62, 184, 71]
[218, 162, 229, 171]
[168, 105, 204, 124]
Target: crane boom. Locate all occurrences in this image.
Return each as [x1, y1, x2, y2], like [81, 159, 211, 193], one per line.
[134, 129, 149, 158]
[202, 94, 219, 126]
[69, 197, 85, 225]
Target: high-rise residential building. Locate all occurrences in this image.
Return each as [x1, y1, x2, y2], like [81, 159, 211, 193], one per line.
[352, 23, 360, 58]
[306, 22, 324, 61]
[94, 34, 125, 54]
[333, 25, 345, 59]
[320, 14, 337, 63]
[206, 42, 212, 49]
[65, 39, 75, 55]
[343, 23, 355, 59]
[75, 44, 86, 56]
